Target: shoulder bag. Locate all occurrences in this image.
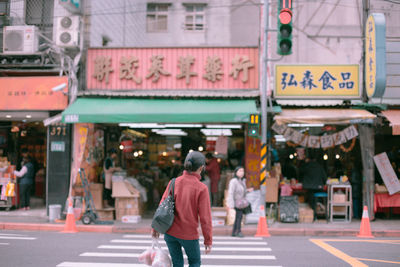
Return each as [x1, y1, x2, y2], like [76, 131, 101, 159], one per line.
[151, 178, 176, 234]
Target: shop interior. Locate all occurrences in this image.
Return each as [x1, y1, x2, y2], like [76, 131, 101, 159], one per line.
[0, 120, 47, 210]
[271, 122, 400, 223]
[80, 122, 246, 217]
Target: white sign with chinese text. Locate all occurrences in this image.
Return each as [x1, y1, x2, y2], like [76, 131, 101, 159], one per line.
[215, 135, 228, 155]
[374, 152, 400, 195]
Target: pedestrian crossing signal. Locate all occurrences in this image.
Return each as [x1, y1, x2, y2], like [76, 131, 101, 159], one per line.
[248, 114, 259, 137]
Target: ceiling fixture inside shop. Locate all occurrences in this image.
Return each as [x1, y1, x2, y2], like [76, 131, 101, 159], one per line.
[287, 123, 325, 127]
[205, 124, 242, 129]
[152, 129, 188, 136]
[200, 129, 232, 136]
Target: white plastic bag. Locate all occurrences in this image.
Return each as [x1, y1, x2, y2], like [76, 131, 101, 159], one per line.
[138, 243, 156, 266]
[152, 238, 171, 267]
[138, 238, 171, 267]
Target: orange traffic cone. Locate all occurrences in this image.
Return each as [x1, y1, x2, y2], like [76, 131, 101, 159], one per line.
[62, 198, 78, 233]
[357, 206, 374, 238]
[255, 205, 270, 237]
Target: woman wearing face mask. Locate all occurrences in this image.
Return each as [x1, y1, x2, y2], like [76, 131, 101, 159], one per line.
[227, 166, 253, 237]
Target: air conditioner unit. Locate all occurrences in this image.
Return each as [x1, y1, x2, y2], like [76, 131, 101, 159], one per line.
[55, 16, 80, 47]
[3, 25, 39, 54]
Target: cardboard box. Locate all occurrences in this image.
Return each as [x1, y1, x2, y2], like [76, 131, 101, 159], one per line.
[115, 197, 141, 220]
[212, 218, 225, 227]
[299, 204, 314, 222]
[89, 183, 103, 210]
[333, 193, 346, 203]
[265, 178, 279, 203]
[333, 206, 346, 213]
[97, 208, 115, 221]
[375, 184, 388, 193]
[112, 181, 140, 198]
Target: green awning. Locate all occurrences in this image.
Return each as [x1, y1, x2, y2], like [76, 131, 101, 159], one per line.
[62, 98, 258, 123]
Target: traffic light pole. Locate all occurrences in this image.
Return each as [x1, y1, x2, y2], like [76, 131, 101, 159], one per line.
[259, 0, 269, 187]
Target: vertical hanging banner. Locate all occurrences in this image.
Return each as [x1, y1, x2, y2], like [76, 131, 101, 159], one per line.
[70, 124, 89, 190]
[374, 152, 400, 195]
[245, 136, 261, 189]
[365, 13, 386, 98]
[215, 135, 228, 155]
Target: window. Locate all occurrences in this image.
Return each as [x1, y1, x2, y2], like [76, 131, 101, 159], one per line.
[146, 3, 169, 32]
[25, 0, 54, 39]
[184, 4, 205, 31]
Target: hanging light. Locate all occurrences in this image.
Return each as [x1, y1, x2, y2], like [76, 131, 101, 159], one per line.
[323, 154, 328, 160]
[133, 152, 139, 157]
[119, 144, 124, 150]
[138, 150, 143, 156]
[198, 146, 204, 152]
[335, 154, 340, 159]
[289, 154, 294, 159]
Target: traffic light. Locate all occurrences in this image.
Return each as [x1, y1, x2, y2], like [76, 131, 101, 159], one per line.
[248, 114, 260, 137]
[277, 0, 293, 55]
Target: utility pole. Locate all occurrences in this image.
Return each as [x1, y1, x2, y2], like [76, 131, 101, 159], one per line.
[259, 0, 269, 191]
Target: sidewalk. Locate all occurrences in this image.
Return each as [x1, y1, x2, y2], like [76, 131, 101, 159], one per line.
[1, 207, 400, 237]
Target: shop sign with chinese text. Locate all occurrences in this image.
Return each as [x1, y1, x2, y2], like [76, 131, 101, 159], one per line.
[87, 47, 258, 90]
[0, 76, 68, 110]
[275, 65, 359, 99]
[365, 13, 386, 98]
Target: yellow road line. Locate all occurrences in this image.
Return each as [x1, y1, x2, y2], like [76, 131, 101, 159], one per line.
[310, 239, 367, 267]
[315, 239, 400, 244]
[356, 258, 400, 265]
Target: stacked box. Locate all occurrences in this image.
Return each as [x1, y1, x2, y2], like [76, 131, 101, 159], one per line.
[89, 183, 103, 210]
[115, 197, 141, 220]
[299, 204, 314, 223]
[97, 208, 115, 221]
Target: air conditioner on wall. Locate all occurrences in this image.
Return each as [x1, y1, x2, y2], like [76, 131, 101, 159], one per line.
[3, 25, 39, 54]
[55, 16, 80, 48]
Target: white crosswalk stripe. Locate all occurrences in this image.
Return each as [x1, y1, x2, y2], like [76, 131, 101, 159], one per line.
[111, 239, 265, 245]
[57, 233, 281, 267]
[98, 244, 272, 252]
[123, 234, 265, 240]
[58, 263, 283, 267]
[0, 233, 36, 240]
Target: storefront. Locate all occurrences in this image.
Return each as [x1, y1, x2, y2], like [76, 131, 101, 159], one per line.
[61, 47, 261, 218]
[0, 76, 68, 209]
[271, 64, 378, 222]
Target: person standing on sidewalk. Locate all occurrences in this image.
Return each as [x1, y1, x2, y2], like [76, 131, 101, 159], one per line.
[205, 152, 220, 206]
[14, 155, 35, 210]
[152, 151, 212, 267]
[103, 148, 122, 207]
[227, 166, 253, 237]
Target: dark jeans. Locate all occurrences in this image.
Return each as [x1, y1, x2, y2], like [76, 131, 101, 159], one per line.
[164, 233, 201, 267]
[103, 188, 114, 206]
[232, 208, 244, 235]
[306, 189, 319, 217]
[19, 184, 32, 208]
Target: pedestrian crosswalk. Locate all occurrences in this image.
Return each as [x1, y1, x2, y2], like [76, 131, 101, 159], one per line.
[0, 232, 36, 246]
[57, 233, 281, 267]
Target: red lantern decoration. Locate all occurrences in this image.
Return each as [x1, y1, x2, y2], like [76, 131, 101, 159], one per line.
[121, 140, 133, 153]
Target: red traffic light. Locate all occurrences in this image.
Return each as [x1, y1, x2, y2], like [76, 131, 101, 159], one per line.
[279, 8, 292, 24]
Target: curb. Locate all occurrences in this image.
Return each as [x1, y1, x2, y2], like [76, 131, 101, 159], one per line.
[1, 222, 400, 237]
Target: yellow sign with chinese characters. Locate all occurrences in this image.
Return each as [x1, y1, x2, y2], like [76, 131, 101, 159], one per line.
[365, 15, 376, 98]
[365, 13, 386, 98]
[275, 65, 359, 99]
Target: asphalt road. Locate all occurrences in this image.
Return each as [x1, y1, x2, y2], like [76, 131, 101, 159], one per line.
[0, 230, 399, 266]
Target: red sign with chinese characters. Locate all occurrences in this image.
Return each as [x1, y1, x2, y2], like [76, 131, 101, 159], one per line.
[87, 47, 259, 90]
[0, 76, 68, 110]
